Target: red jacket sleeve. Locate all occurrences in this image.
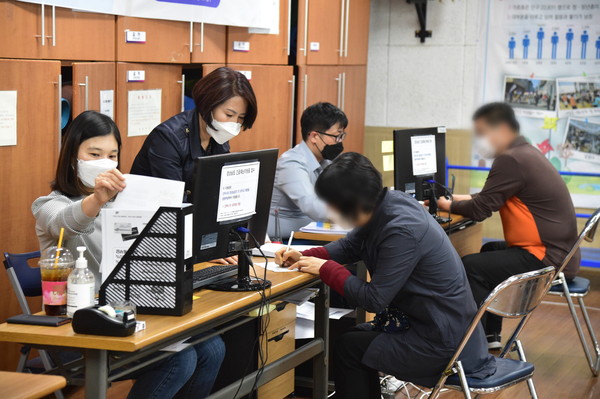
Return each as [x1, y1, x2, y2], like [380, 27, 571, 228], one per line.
[301, 247, 350, 296]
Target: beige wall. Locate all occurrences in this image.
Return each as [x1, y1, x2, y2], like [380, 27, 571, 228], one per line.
[364, 126, 599, 250]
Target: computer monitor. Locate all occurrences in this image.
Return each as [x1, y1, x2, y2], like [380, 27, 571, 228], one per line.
[393, 127, 449, 220]
[191, 148, 279, 292]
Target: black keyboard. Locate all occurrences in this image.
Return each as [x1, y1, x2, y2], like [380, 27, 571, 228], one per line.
[193, 265, 238, 290]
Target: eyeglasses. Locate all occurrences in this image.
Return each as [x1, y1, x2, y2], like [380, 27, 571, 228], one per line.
[316, 130, 347, 143]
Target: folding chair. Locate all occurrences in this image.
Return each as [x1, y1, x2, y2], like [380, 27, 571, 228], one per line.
[429, 266, 555, 399]
[547, 208, 600, 376]
[3, 251, 66, 399]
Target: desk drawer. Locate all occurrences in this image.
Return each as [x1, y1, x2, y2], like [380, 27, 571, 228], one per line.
[262, 301, 296, 331]
[259, 321, 295, 399]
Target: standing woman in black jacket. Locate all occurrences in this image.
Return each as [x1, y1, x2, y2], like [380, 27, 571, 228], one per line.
[131, 67, 257, 198]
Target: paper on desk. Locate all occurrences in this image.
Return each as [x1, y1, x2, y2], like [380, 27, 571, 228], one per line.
[251, 242, 317, 257]
[108, 174, 185, 210]
[299, 222, 352, 235]
[254, 262, 298, 273]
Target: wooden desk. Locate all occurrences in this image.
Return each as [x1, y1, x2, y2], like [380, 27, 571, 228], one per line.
[0, 263, 330, 399]
[0, 371, 66, 399]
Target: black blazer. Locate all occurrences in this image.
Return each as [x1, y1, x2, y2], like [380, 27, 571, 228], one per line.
[130, 109, 230, 197]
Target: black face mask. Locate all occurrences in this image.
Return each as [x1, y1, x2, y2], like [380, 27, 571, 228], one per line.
[318, 136, 344, 160]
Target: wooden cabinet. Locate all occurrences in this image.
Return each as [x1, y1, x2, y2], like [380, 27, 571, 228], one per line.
[191, 23, 227, 64]
[296, 65, 365, 152]
[226, 0, 291, 65]
[0, 59, 61, 371]
[116, 17, 190, 64]
[296, 0, 369, 66]
[71, 62, 116, 117]
[115, 63, 183, 172]
[203, 64, 295, 156]
[0, 1, 114, 61]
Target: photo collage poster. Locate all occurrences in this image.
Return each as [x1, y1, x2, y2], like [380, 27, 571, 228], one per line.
[476, 0, 600, 208]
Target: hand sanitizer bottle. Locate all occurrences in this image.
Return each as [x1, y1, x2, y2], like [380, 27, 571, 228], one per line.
[67, 247, 95, 317]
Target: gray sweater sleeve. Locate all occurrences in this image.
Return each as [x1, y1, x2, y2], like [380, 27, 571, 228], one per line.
[32, 192, 97, 240]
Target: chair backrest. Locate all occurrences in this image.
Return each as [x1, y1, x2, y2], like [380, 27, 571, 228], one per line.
[3, 251, 42, 298]
[440, 266, 555, 376]
[556, 208, 600, 276]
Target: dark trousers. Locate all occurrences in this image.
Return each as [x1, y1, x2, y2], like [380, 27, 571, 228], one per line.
[462, 241, 545, 335]
[333, 330, 381, 399]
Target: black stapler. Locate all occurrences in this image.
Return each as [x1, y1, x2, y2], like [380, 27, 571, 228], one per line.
[72, 306, 137, 337]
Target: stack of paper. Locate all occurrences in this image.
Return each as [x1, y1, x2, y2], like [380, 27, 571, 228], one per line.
[299, 222, 352, 235]
[100, 174, 185, 283]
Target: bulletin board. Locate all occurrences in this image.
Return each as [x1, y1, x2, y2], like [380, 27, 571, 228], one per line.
[475, 0, 600, 208]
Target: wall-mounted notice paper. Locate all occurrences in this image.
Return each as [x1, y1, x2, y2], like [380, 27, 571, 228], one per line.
[100, 90, 114, 120]
[382, 154, 394, 172]
[381, 140, 394, 153]
[0, 91, 17, 146]
[128, 89, 161, 137]
[217, 161, 260, 222]
[410, 134, 437, 176]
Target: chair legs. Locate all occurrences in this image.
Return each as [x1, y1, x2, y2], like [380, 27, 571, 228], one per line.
[455, 361, 472, 399]
[515, 340, 538, 399]
[39, 350, 66, 399]
[559, 276, 600, 377]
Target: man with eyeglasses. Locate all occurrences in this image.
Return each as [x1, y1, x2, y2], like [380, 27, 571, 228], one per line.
[268, 102, 348, 241]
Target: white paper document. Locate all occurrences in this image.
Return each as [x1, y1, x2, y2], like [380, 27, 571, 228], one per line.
[100, 90, 114, 119]
[254, 262, 298, 273]
[0, 90, 17, 146]
[295, 302, 354, 339]
[410, 134, 437, 176]
[251, 243, 317, 257]
[128, 89, 162, 137]
[100, 209, 156, 282]
[108, 174, 185, 211]
[217, 161, 260, 222]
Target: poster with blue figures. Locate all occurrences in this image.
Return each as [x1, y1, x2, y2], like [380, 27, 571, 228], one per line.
[476, 0, 600, 207]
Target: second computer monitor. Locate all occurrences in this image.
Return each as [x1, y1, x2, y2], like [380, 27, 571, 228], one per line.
[393, 127, 446, 200]
[191, 149, 278, 264]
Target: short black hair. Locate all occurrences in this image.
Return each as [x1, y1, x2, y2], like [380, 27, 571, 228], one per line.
[193, 67, 257, 131]
[52, 111, 121, 197]
[315, 152, 384, 220]
[472, 102, 520, 133]
[300, 102, 348, 141]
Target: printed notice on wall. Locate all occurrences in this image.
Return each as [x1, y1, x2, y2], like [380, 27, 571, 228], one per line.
[0, 91, 17, 146]
[128, 89, 162, 137]
[410, 135, 437, 176]
[100, 90, 114, 120]
[217, 161, 260, 222]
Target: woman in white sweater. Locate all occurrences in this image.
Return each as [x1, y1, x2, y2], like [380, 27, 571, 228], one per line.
[32, 111, 225, 399]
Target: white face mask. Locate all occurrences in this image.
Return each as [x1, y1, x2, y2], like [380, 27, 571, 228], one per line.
[475, 136, 496, 159]
[77, 158, 118, 188]
[327, 208, 354, 230]
[206, 113, 242, 145]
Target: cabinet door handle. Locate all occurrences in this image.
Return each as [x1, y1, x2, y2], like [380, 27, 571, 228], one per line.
[35, 4, 45, 46]
[336, 73, 342, 107]
[268, 329, 290, 342]
[51, 5, 56, 47]
[337, 0, 345, 54]
[344, 0, 350, 57]
[303, 73, 308, 110]
[188, 22, 193, 53]
[298, 0, 309, 56]
[288, 75, 296, 147]
[341, 72, 346, 111]
[286, 0, 292, 56]
[177, 74, 186, 113]
[193, 22, 205, 53]
[78, 75, 89, 111]
[55, 74, 63, 153]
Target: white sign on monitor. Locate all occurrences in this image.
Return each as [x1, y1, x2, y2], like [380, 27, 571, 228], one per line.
[217, 161, 260, 222]
[410, 135, 437, 176]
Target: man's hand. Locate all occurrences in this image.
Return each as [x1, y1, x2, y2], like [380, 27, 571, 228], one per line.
[211, 255, 238, 265]
[437, 196, 452, 212]
[275, 247, 302, 267]
[290, 256, 327, 275]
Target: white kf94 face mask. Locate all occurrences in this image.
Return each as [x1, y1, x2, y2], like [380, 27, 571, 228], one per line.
[475, 136, 497, 159]
[77, 158, 118, 188]
[206, 113, 242, 145]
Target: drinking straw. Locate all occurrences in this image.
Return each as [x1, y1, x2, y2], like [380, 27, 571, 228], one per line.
[54, 227, 65, 268]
